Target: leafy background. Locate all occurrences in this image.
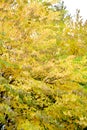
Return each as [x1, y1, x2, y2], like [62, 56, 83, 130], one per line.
[0, 0, 87, 130]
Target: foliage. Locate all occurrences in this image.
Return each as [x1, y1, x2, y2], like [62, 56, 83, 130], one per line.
[0, 0, 87, 130]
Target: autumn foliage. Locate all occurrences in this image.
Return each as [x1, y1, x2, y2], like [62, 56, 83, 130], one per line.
[0, 0, 87, 130]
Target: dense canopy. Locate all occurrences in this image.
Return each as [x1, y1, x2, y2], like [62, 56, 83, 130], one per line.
[0, 0, 87, 130]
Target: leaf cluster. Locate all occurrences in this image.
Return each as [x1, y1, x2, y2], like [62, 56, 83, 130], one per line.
[0, 1, 87, 130]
